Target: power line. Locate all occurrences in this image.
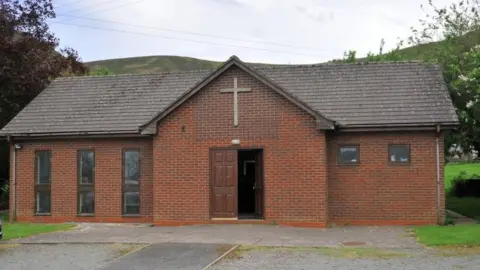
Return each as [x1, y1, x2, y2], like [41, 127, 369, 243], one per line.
[53, 14, 328, 53]
[56, 0, 147, 23]
[50, 21, 328, 58]
[70, 0, 148, 19]
[57, 0, 119, 17]
[55, 0, 87, 9]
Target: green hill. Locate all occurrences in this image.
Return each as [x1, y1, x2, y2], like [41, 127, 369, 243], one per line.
[395, 30, 480, 60]
[86, 32, 480, 74]
[86, 55, 223, 74]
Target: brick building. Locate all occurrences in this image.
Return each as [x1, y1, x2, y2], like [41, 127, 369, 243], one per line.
[0, 56, 458, 227]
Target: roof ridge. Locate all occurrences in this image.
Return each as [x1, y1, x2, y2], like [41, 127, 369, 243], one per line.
[55, 69, 214, 80]
[58, 61, 435, 81]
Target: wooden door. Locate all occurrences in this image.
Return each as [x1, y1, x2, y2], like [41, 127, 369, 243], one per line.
[210, 150, 238, 218]
[254, 151, 264, 218]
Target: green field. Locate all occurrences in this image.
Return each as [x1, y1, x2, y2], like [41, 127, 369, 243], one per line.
[445, 163, 480, 190]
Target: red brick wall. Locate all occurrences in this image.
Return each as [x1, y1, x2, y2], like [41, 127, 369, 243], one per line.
[327, 131, 444, 225]
[153, 66, 328, 225]
[8, 65, 445, 227]
[10, 138, 153, 223]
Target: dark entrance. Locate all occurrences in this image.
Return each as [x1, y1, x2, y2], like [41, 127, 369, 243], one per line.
[237, 149, 264, 219]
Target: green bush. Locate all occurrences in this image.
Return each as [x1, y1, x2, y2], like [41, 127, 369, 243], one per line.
[447, 171, 470, 196]
[0, 183, 9, 209]
[444, 212, 455, 226]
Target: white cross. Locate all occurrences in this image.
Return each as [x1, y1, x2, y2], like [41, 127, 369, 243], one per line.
[220, 77, 251, 126]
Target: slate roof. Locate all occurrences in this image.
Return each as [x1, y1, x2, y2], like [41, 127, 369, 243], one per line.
[257, 61, 458, 127]
[0, 57, 458, 136]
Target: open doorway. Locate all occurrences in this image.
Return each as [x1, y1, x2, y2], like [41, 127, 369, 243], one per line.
[237, 149, 263, 219]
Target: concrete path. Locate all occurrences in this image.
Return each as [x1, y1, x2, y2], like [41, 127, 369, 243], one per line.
[447, 209, 478, 224]
[100, 243, 225, 270]
[9, 223, 421, 248]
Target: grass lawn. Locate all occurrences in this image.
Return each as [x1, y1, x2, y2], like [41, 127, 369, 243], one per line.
[445, 163, 480, 190]
[1, 212, 75, 241]
[414, 224, 480, 246]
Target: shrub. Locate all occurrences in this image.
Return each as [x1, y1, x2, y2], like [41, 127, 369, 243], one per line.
[448, 171, 480, 197]
[0, 183, 9, 210]
[444, 212, 455, 226]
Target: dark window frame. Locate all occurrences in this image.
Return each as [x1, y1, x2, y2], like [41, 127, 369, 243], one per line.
[338, 144, 360, 165]
[122, 148, 141, 216]
[34, 150, 51, 215]
[388, 144, 411, 165]
[77, 149, 95, 215]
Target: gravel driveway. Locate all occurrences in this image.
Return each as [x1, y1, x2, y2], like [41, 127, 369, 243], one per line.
[2, 224, 479, 269]
[0, 243, 228, 270]
[2, 242, 479, 269]
[0, 244, 126, 270]
[211, 246, 480, 270]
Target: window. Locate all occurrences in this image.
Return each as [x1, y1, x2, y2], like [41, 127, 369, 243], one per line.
[124, 192, 140, 215]
[79, 151, 94, 184]
[338, 145, 359, 164]
[388, 144, 410, 164]
[35, 151, 51, 214]
[79, 191, 95, 214]
[123, 149, 140, 215]
[78, 150, 95, 214]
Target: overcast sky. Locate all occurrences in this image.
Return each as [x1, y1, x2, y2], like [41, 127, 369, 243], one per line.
[49, 0, 455, 64]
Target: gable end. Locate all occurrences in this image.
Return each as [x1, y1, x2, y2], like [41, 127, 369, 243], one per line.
[140, 56, 335, 134]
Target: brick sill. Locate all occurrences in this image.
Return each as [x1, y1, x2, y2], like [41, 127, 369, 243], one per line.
[337, 164, 360, 167]
[122, 214, 141, 218]
[388, 163, 411, 166]
[34, 213, 51, 216]
[77, 214, 95, 217]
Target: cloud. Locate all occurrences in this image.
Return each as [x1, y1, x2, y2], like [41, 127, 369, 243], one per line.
[210, 0, 246, 6]
[50, 0, 455, 64]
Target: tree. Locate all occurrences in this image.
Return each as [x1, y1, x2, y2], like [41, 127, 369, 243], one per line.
[341, 39, 406, 63]
[365, 39, 406, 62]
[448, 46, 480, 155]
[342, 0, 480, 158]
[343, 50, 357, 63]
[408, 0, 480, 157]
[0, 0, 87, 179]
[88, 67, 113, 76]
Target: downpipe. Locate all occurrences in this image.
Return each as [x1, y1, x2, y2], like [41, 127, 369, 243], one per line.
[436, 125, 441, 225]
[8, 137, 21, 222]
[12, 140, 17, 222]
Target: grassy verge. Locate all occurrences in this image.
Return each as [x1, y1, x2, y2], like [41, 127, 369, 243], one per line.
[414, 224, 480, 246]
[1, 212, 75, 241]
